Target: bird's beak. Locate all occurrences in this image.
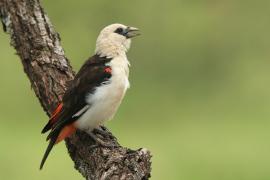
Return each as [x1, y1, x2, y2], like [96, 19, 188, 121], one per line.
[125, 27, 140, 38]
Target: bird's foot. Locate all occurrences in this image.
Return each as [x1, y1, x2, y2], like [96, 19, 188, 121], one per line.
[93, 126, 115, 140]
[88, 132, 119, 148]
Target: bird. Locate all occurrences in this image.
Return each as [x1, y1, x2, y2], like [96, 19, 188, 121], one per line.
[40, 23, 140, 170]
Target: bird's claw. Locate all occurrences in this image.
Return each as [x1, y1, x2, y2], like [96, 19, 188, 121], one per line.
[93, 127, 115, 140]
[88, 131, 118, 148]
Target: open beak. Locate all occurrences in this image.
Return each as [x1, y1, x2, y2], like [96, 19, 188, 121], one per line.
[125, 27, 140, 38]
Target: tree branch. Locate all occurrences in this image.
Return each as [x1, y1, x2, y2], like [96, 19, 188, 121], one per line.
[0, 0, 151, 179]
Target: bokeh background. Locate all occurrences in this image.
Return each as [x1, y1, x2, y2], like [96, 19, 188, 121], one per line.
[1, 0, 270, 179]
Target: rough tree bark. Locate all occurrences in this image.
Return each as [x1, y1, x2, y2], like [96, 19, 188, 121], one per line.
[0, 0, 151, 179]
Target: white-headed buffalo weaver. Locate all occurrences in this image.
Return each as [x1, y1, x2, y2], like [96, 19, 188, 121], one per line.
[40, 23, 140, 169]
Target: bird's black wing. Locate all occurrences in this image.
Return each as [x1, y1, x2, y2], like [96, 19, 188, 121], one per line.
[40, 54, 112, 169]
[42, 54, 112, 134]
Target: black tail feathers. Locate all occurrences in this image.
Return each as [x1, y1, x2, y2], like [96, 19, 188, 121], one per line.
[39, 131, 59, 170]
[41, 121, 52, 134]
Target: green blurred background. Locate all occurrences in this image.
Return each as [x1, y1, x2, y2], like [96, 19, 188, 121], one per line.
[1, 0, 270, 179]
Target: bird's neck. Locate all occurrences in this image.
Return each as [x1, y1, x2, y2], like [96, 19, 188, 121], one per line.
[95, 41, 129, 59]
[108, 54, 130, 78]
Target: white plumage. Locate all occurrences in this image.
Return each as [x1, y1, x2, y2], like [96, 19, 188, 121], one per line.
[76, 55, 130, 130]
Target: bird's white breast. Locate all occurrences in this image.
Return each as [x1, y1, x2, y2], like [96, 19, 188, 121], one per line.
[75, 55, 130, 130]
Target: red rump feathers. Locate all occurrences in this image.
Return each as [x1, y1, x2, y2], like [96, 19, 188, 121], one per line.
[41, 103, 63, 134]
[50, 103, 63, 124]
[55, 123, 76, 143]
[41, 102, 76, 143]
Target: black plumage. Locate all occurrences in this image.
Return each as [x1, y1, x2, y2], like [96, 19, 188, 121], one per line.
[40, 54, 112, 169]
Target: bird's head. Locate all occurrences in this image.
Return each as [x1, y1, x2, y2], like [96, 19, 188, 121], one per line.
[95, 23, 140, 58]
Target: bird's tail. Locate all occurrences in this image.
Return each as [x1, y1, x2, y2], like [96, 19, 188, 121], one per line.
[40, 124, 76, 170]
[39, 131, 59, 170]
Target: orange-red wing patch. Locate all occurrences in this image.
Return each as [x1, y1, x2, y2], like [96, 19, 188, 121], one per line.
[104, 67, 112, 73]
[56, 123, 76, 144]
[49, 103, 63, 124]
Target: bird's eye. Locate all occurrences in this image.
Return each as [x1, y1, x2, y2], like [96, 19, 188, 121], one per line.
[115, 27, 124, 34]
